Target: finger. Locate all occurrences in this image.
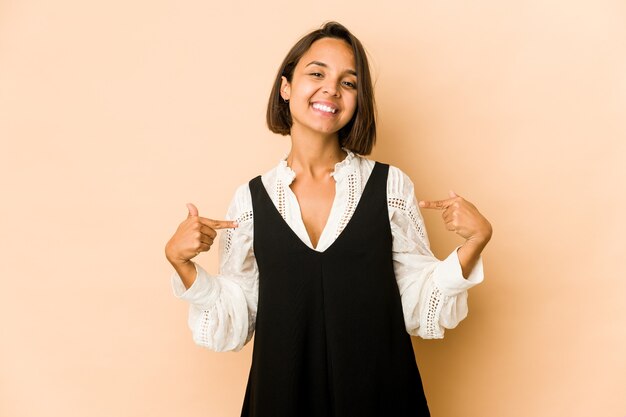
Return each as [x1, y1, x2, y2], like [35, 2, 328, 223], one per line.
[187, 203, 199, 218]
[193, 242, 212, 256]
[445, 220, 456, 232]
[449, 190, 458, 198]
[199, 218, 239, 229]
[442, 207, 453, 222]
[199, 225, 218, 240]
[419, 198, 454, 210]
[198, 233, 215, 246]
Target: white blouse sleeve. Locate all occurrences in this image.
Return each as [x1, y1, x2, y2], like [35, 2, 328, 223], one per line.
[170, 183, 258, 352]
[387, 167, 484, 339]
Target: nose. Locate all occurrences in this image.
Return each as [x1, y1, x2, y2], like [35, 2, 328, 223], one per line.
[322, 78, 340, 97]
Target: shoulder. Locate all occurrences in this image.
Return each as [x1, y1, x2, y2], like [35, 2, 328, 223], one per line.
[225, 182, 253, 223]
[232, 182, 252, 205]
[355, 156, 416, 198]
[386, 164, 416, 198]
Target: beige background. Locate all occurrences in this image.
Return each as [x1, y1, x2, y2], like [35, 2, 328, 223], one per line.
[1, 1, 625, 416]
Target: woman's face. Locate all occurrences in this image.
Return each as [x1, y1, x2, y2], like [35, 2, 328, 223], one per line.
[281, 37, 358, 139]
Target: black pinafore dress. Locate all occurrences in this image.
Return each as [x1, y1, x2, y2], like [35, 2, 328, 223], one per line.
[241, 162, 430, 417]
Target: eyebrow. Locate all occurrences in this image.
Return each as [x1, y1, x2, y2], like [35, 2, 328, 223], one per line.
[305, 61, 357, 76]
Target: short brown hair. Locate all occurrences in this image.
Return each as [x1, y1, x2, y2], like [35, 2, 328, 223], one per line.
[266, 22, 376, 155]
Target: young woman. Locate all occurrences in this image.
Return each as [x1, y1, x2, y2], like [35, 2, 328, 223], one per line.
[165, 21, 492, 417]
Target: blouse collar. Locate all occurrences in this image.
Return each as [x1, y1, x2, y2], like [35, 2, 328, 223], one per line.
[278, 148, 357, 186]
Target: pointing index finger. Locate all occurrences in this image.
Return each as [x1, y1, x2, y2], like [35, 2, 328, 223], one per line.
[198, 218, 239, 229]
[418, 198, 454, 210]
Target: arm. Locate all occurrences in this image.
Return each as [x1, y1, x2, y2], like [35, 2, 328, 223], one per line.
[168, 184, 258, 352]
[388, 167, 485, 339]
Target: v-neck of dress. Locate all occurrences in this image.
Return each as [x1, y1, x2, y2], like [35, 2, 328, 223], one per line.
[277, 149, 356, 251]
[283, 183, 337, 250]
[255, 162, 382, 255]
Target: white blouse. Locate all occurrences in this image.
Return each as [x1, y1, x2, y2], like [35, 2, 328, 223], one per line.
[171, 150, 484, 352]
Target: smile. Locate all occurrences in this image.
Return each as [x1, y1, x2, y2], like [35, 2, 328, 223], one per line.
[311, 102, 338, 114]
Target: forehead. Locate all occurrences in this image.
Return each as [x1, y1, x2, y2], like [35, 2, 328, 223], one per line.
[298, 38, 356, 72]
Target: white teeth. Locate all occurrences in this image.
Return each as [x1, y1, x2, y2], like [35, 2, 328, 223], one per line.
[312, 103, 337, 114]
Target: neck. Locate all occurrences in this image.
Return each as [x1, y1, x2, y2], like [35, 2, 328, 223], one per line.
[287, 127, 346, 180]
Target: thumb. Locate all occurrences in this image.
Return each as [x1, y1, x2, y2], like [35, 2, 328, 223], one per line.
[186, 203, 199, 218]
[449, 190, 458, 198]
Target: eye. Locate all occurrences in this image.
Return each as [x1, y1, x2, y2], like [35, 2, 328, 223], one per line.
[309, 72, 323, 78]
[342, 81, 357, 89]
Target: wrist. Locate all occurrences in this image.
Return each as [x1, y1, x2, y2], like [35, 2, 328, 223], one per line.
[469, 224, 492, 247]
[165, 243, 190, 267]
[171, 260, 198, 291]
[168, 256, 193, 269]
[463, 234, 490, 252]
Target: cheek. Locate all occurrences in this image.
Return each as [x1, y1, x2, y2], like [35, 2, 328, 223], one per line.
[345, 95, 358, 116]
[291, 80, 316, 98]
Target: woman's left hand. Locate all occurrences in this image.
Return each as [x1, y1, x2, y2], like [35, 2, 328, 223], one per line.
[419, 191, 492, 247]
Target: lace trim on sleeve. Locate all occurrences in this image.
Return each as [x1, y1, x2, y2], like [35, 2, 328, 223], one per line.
[387, 197, 427, 242]
[423, 285, 449, 339]
[223, 210, 253, 255]
[197, 309, 220, 347]
[194, 306, 243, 351]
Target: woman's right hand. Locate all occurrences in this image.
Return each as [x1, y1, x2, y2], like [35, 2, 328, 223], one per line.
[165, 203, 238, 267]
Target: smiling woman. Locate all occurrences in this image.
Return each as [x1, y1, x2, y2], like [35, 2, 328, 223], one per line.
[165, 21, 492, 417]
[278, 38, 358, 144]
[266, 22, 377, 156]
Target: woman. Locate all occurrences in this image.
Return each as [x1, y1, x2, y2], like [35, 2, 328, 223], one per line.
[165, 21, 492, 417]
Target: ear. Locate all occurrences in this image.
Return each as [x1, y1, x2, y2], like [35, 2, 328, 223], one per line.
[280, 76, 291, 101]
